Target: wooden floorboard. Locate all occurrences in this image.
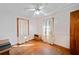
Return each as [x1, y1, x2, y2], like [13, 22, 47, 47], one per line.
[9, 40, 70, 55]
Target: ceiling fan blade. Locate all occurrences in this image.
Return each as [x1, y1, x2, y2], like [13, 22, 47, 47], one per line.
[28, 9, 35, 11]
[24, 8, 35, 11]
[40, 11, 47, 15]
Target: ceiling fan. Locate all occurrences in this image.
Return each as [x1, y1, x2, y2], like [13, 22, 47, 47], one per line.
[24, 4, 47, 15]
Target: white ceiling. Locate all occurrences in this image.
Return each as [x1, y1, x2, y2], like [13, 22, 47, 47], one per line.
[0, 3, 78, 18]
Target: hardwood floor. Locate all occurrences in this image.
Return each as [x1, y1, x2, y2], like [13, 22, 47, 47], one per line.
[9, 40, 70, 55]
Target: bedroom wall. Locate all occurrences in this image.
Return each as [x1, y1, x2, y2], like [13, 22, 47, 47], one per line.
[0, 11, 44, 45]
[28, 4, 79, 49]
[0, 5, 30, 45]
[0, 4, 79, 47]
[29, 16, 44, 36]
[52, 4, 79, 48]
[0, 13, 17, 45]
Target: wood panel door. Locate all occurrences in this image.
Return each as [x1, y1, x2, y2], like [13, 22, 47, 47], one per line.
[70, 10, 79, 55]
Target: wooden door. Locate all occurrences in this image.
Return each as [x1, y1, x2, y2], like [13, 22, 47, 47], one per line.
[70, 10, 79, 54]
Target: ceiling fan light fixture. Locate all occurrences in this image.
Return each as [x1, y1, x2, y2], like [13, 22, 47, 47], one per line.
[34, 10, 40, 15]
[24, 4, 47, 15]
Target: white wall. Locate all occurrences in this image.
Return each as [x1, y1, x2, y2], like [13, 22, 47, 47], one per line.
[0, 5, 30, 45]
[0, 13, 17, 45]
[29, 16, 44, 35]
[0, 5, 45, 45]
[52, 4, 79, 48]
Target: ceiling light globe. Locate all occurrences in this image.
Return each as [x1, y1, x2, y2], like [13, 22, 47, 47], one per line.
[35, 10, 40, 15]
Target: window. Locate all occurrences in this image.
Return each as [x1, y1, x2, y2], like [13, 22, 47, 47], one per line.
[43, 18, 54, 43]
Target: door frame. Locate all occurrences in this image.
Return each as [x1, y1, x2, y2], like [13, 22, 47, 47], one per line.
[16, 17, 29, 44]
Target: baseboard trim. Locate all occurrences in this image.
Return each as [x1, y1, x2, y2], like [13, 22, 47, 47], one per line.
[42, 41, 70, 51]
[53, 44, 70, 51]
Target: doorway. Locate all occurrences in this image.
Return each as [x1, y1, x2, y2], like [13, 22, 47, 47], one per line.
[17, 17, 29, 44]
